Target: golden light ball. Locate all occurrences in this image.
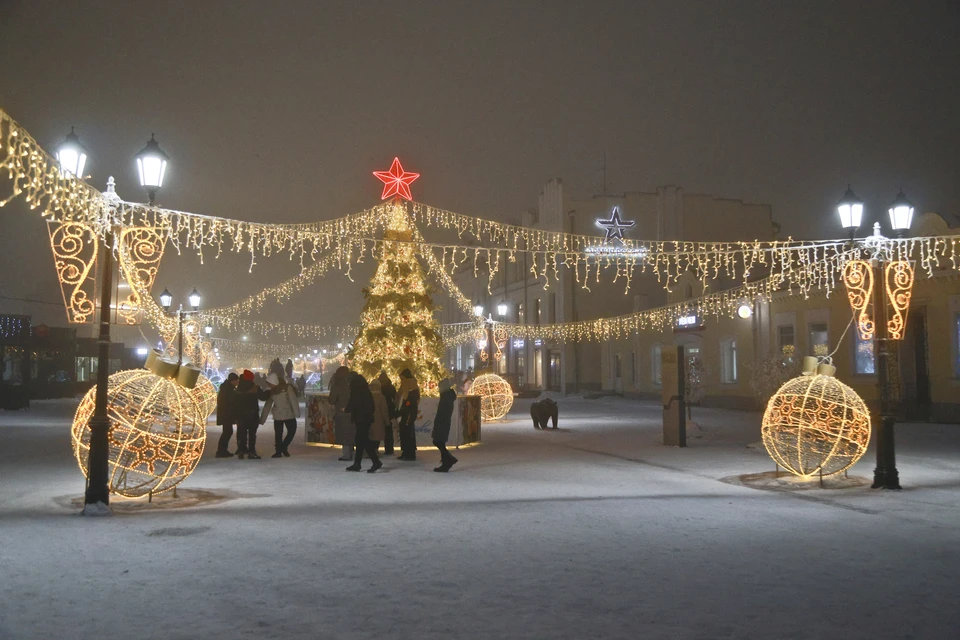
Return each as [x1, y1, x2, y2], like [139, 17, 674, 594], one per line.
[71, 369, 206, 498]
[190, 374, 217, 420]
[761, 374, 871, 478]
[471, 373, 514, 421]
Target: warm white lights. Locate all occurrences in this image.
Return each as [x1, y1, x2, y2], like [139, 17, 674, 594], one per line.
[470, 373, 514, 421]
[737, 303, 753, 319]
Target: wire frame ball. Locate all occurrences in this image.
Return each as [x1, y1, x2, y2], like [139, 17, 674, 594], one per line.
[471, 373, 514, 421]
[761, 373, 871, 478]
[190, 374, 217, 420]
[71, 369, 206, 498]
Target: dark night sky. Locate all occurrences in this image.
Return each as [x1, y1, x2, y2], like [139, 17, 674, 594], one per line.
[1, 0, 958, 334]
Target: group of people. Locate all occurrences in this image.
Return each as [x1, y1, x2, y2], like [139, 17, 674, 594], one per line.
[215, 366, 301, 460]
[215, 363, 460, 473]
[328, 367, 458, 472]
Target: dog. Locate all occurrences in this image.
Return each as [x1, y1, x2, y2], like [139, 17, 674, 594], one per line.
[530, 398, 558, 430]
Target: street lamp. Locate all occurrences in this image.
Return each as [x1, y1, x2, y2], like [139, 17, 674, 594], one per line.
[837, 185, 864, 236]
[736, 302, 753, 319]
[54, 127, 88, 178]
[839, 187, 917, 490]
[497, 299, 508, 318]
[888, 189, 914, 237]
[136, 133, 169, 205]
[157, 288, 203, 364]
[204, 324, 213, 336]
[473, 301, 484, 317]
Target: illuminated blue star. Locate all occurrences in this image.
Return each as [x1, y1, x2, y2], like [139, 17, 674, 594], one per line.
[596, 207, 635, 243]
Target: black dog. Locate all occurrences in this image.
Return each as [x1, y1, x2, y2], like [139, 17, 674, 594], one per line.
[530, 398, 558, 430]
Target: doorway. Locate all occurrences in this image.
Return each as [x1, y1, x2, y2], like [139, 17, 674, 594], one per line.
[900, 306, 931, 420]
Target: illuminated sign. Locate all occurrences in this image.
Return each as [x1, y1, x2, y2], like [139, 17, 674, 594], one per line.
[596, 207, 635, 243]
[677, 315, 698, 327]
[512, 339, 525, 349]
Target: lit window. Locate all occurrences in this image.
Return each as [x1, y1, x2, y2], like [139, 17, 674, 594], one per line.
[777, 325, 795, 358]
[854, 333, 875, 375]
[720, 338, 737, 383]
[809, 322, 829, 357]
[652, 345, 662, 385]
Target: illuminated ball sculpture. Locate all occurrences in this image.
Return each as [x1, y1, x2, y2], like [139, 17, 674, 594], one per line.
[761, 373, 871, 478]
[189, 374, 217, 420]
[471, 373, 514, 421]
[71, 369, 206, 498]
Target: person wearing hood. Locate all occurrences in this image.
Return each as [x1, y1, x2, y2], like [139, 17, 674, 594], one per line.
[260, 372, 301, 458]
[215, 372, 240, 457]
[378, 371, 398, 455]
[345, 373, 381, 472]
[328, 366, 355, 461]
[236, 369, 263, 459]
[396, 368, 420, 461]
[431, 378, 459, 472]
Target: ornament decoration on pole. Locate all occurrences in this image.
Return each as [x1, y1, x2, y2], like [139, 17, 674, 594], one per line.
[373, 157, 420, 201]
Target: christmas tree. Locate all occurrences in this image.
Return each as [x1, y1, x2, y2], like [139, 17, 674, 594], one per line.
[350, 201, 449, 395]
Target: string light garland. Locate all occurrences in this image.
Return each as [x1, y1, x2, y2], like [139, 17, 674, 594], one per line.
[470, 373, 514, 421]
[761, 371, 871, 478]
[189, 374, 218, 419]
[71, 369, 206, 498]
[46, 220, 98, 323]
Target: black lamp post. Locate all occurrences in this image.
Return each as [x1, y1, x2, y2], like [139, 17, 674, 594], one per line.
[839, 187, 915, 490]
[159, 288, 203, 364]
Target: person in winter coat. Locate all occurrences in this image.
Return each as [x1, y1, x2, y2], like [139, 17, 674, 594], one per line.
[215, 372, 240, 457]
[296, 374, 307, 397]
[344, 372, 381, 472]
[328, 366, 355, 461]
[369, 379, 390, 462]
[285, 358, 294, 380]
[260, 372, 301, 458]
[236, 369, 263, 459]
[432, 378, 458, 472]
[396, 368, 420, 460]
[378, 371, 397, 454]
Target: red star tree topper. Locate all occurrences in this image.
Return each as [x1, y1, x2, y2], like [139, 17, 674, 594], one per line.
[373, 157, 420, 201]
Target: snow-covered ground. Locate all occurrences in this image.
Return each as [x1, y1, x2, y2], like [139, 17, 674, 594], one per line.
[1, 396, 958, 639]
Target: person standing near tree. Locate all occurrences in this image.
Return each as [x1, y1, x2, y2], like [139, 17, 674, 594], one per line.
[369, 378, 390, 469]
[345, 372, 381, 472]
[236, 369, 263, 459]
[215, 372, 240, 457]
[432, 378, 458, 472]
[260, 372, 301, 458]
[396, 368, 420, 461]
[378, 371, 397, 455]
[329, 366, 354, 461]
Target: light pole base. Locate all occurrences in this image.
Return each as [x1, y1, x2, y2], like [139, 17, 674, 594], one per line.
[80, 501, 113, 517]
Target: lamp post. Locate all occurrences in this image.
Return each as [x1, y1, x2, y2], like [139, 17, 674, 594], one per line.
[159, 288, 202, 364]
[136, 134, 169, 206]
[54, 127, 89, 178]
[839, 187, 915, 490]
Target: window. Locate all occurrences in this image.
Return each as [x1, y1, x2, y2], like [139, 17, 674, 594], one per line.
[684, 283, 693, 300]
[777, 325, 795, 359]
[614, 353, 622, 379]
[854, 333, 875, 375]
[517, 303, 525, 324]
[808, 322, 829, 357]
[720, 338, 738, 383]
[516, 351, 525, 387]
[534, 299, 541, 325]
[652, 344, 662, 385]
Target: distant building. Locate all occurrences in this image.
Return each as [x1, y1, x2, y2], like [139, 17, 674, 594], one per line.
[439, 179, 776, 393]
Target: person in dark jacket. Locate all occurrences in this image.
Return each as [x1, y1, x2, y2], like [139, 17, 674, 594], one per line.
[432, 378, 458, 472]
[235, 369, 263, 459]
[530, 398, 559, 430]
[344, 373, 381, 472]
[378, 371, 397, 455]
[396, 368, 420, 461]
[215, 372, 240, 457]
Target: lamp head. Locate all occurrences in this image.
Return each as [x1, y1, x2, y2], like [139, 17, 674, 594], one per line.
[54, 127, 89, 178]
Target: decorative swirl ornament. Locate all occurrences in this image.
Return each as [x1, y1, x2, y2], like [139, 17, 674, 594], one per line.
[47, 221, 98, 323]
[842, 260, 875, 341]
[884, 260, 914, 340]
[117, 226, 166, 325]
